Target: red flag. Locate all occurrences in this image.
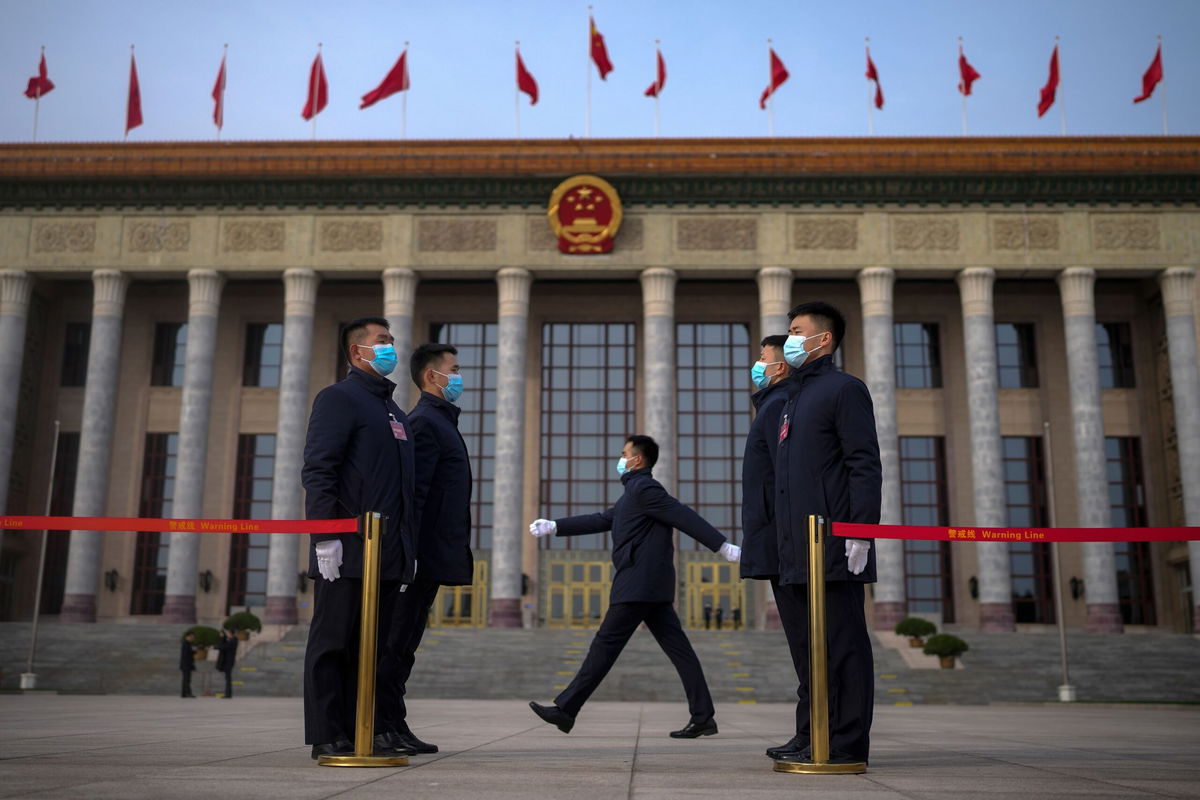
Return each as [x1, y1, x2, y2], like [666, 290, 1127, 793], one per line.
[866, 48, 884, 109]
[516, 50, 538, 105]
[957, 45, 981, 96]
[302, 50, 328, 121]
[1133, 44, 1163, 103]
[590, 16, 613, 79]
[759, 48, 789, 109]
[24, 52, 55, 99]
[360, 50, 410, 109]
[1038, 44, 1059, 117]
[212, 52, 227, 130]
[126, 51, 143, 135]
[644, 49, 666, 97]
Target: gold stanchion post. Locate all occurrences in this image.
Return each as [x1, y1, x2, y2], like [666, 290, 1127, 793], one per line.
[318, 511, 408, 768]
[774, 515, 867, 775]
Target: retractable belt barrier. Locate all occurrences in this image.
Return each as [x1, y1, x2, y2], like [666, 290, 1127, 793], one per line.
[0, 515, 357, 534]
[831, 522, 1200, 542]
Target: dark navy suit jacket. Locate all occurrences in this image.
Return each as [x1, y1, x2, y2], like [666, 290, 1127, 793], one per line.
[554, 468, 727, 604]
[739, 379, 790, 579]
[408, 391, 474, 586]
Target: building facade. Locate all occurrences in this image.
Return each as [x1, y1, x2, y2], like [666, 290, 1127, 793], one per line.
[0, 137, 1197, 634]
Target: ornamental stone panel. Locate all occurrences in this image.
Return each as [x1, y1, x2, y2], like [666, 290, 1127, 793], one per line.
[990, 216, 1060, 250]
[891, 217, 959, 251]
[417, 219, 497, 252]
[222, 220, 285, 252]
[32, 220, 96, 253]
[126, 220, 191, 253]
[792, 217, 858, 250]
[1091, 215, 1160, 250]
[676, 217, 756, 251]
[318, 219, 383, 252]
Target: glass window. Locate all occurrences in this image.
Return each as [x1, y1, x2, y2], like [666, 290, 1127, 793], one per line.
[894, 323, 942, 389]
[61, 322, 90, 386]
[1097, 322, 1135, 389]
[1003, 436, 1054, 623]
[150, 322, 188, 387]
[995, 323, 1038, 388]
[676, 323, 752, 547]
[228, 434, 274, 611]
[243, 323, 283, 387]
[132, 433, 178, 615]
[1107, 437, 1155, 625]
[539, 323, 636, 550]
[900, 436, 953, 621]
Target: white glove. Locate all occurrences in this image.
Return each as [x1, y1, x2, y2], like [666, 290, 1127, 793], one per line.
[315, 540, 343, 582]
[845, 539, 871, 575]
[719, 542, 741, 562]
[529, 519, 557, 537]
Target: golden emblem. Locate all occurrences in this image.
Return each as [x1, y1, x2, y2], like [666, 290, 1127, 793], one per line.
[547, 174, 623, 254]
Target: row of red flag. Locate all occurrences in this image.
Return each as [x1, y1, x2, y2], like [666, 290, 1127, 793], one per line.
[23, 30, 1167, 136]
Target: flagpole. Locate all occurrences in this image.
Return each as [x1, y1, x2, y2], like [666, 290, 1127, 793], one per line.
[217, 43, 227, 142]
[653, 40, 661, 138]
[959, 37, 968, 136]
[865, 39, 874, 136]
[586, 6, 593, 137]
[312, 43, 322, 141]
[515, 41, 521, 139]
[401, 41, 409, 140]
[766, 39, 775, 138]
[1056, 36, 1066, 136]
[125, 44, 134, 142]
[1158, 35, 1168, 136]
[32, 45, 44, 143]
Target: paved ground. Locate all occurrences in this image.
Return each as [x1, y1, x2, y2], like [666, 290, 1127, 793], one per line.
[1, 696, 1198, 799]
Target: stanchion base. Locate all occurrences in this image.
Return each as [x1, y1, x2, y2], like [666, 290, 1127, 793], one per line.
[773, 759, 867, 775]
[318, 754, 409, 768]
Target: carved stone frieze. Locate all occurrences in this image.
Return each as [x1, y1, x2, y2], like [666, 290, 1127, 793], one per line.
[1091, 215, 1160, 250]
[892, 217, 959, 251]
[32, 220, 96, 253]
[990, 216, 1059, 250]
[417, 219, 497, 252]
[127, 220, 191, 252]
[792, 217, 858, 250]
[319, 219, 383, 252]
[222, 220, 285, 252]
[676, 217, 756, 251]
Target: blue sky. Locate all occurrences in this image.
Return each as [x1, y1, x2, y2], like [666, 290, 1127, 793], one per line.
[2, 0, 1196, 142]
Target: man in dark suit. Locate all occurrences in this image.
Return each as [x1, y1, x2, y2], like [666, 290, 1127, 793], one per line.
[528, 435, 741, 737]
[179, 632, 196, 698]
[215, 630, 237, 698]
[377, 343, 473, 755]
[772, 301, 881, 765]
[301, 317, 417, 761]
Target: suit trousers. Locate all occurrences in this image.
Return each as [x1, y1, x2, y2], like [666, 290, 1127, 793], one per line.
[222, 669, 233, 698]
[377, 579, 440, 732]
[555, 601, 715, 724]
[771, 578, 874, 760]
[180, 670, 193, 698]
[303, 576, 401, 745]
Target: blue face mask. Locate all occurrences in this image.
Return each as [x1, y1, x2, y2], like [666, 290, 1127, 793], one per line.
[434, 370, 464, 403]
[783, 333, 826, 368]
[750, 360, 783, 390]
[616, 456, 631, 476]
[359, 343, 398, 377]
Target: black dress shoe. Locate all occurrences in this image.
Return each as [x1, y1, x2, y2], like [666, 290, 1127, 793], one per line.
[375, 733, 417, 756]
[669, 720, 718, 738]
[393, 729, 438, 754]
[767, 738, 810, 760]
[529, 701, 575, 733]
[310, 739, 353, 760]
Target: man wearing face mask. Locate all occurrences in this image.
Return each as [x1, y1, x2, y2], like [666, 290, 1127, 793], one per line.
[527, 435, 741, 738]
[771, 301, 881, 766]
[301, 317, 417, 761]
[376, 343, 471, 755]
[741, 334, 792, 583]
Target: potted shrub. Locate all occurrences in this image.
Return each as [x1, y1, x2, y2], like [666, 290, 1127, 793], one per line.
[224, 611, 262, 641]
[894, 616, 937, 648]
[186, 625, 220, 661]
[923, 633, 969, 669]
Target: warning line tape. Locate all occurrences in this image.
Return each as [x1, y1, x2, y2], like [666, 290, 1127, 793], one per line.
[833, 522, 1199, 543]
[0, 515, 357, 534]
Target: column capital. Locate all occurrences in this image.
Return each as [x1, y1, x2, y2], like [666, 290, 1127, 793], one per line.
[640, 268, 677, 316]
[496, 268, 532, 317]
[186, 270, 225, 317]
[1159, 266, 1196, 318]
[282, 268, 320, 317]
[1057, 267, 1096, 318]
[0, 270, 33, 317]
[956, 267, 996, 318]
[856, 267, 895, 317]
[382, 268, 419, 318]
[91, 269, 129, 317]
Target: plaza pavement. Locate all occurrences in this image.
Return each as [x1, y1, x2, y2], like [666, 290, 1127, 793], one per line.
[1, 695, 1198, 799]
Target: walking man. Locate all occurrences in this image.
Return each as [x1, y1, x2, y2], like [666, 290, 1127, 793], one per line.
[528, 435, 741, 737]
[215, 630, 237, 698]
[179, 632, 196, 698]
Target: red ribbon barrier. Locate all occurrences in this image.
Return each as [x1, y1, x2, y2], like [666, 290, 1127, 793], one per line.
[0, 515, 358, 534]
[833, 522, 1200, 543]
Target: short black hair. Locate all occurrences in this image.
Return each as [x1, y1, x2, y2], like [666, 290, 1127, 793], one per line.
[410, 343, 458, 389]
[341, 317, 390, 364]
[625, 434, 659, 469]
[761, 334, 788, 349]
[787, 301, 846, 352]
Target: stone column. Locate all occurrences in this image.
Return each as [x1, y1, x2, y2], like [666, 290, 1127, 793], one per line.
[264, 269, 320, 625]
[756, 267, 792, 628]
[383, 267, 418, 405]
[162, 270, 225, 624]
[641, 268, 678, 495]
[490, 268, 532, 627]
[857, 267, 907, 630]
[61, 270, 129, 622]
[1057, 267, 1121, 632]
[0, 271, 33, 515]
[1159, 267, 1200, 631]
[957, 268, 1015, 631]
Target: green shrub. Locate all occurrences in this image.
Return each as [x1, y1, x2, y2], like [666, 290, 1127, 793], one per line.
[894, 617, 937, 639]
[223, 611, 262, 634]
[922, 633, 969, 658]
[186, 625, 221, 648]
